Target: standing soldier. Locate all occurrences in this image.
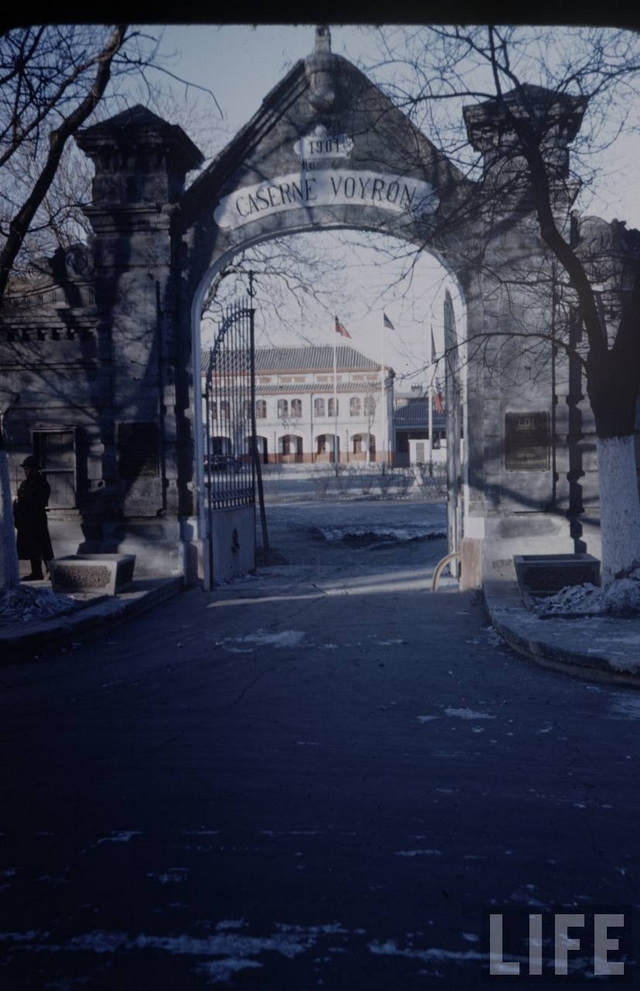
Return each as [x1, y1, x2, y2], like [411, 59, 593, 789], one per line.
[13, 455, 54, 581]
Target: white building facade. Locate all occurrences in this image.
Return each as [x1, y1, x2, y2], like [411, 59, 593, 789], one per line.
[203, 345, 395, 465]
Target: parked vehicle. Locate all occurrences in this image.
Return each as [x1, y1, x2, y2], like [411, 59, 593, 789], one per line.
[205, 455, 243, 473]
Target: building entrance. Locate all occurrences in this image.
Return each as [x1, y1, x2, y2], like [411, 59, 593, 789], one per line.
[0, 25, 609, 588]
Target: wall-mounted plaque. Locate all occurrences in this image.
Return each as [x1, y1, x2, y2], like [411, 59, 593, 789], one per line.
[117, 421, 159, 478]
[504, 412, 550, 471]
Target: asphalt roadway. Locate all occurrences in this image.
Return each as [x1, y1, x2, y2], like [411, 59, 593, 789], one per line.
[1, 500, 639, 989]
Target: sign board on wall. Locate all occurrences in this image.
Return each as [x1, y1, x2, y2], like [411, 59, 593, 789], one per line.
[504, 412, 550, 471]
[214, 125, 439, 230]
[214, 170, 439, 231]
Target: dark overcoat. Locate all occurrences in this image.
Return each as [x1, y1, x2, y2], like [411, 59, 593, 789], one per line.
[13, 472, 54, 562]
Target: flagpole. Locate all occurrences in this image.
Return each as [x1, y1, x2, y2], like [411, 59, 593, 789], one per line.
[380, 314, 385, 467]
[333, 317, 352, 466]
[333, 338, 338, 466]
[428, 325, 434, 473]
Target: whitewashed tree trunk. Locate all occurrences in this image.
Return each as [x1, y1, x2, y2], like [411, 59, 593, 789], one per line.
[597, 435, 640, 585]
[0, 449, 20, 590]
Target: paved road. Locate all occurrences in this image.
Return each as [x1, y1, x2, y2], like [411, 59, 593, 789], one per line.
[1, 501, 639, 988]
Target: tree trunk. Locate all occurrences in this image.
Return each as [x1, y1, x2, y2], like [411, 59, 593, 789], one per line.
[596, 435, 640, 584]
[585, 330, 640, 584]
[0, 449, 20, 590]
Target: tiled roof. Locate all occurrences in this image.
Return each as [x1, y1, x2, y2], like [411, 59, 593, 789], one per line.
[256, 346, 381, 373]
[202, 345, 383, 376]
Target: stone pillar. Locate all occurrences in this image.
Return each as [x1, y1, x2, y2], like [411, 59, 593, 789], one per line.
[462, 86, 588, 578]
[76, 107, 203, 575]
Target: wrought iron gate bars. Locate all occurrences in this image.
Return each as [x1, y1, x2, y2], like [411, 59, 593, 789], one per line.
[204, 300, 254, 511]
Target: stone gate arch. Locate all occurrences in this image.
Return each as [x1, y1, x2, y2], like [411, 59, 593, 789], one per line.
[181, 26, 476, 585]
[1, 26, 604, 588]
[191, 229, 466, 585]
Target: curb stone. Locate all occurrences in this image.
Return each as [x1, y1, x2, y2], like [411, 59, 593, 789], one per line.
[0, 577, 184, 663]
[483, 580, 640, 689]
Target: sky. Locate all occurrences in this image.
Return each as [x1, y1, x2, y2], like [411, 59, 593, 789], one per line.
[142, 24, 640, 386]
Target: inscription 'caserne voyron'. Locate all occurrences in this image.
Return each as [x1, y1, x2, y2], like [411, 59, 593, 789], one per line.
[214, 170, 439, 230]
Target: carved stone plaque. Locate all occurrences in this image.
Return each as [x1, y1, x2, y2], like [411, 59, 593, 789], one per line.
[504, 412, 550, 471]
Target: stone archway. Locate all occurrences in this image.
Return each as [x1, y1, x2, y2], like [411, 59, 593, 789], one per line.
[179, 26, 476, 585]
[2, 26, 601, 587]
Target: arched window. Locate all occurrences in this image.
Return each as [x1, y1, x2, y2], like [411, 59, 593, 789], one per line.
[364, 395, 376, 417]
[316, 434, 337, 455]
[281, 435, 303, 455]
[352, 433, 376, 456]
[291, 398, 302, 418]
[256, 400, 267, 419]
[314, 397, 325, 417]
[277, 399, 288, 418]
[220, 400, 230, 420]
[328, 397, 338, 417]
[350, 396, 361, 417]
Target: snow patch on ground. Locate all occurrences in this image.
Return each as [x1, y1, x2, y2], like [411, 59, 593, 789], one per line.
[0, 926, 318, 959]
[195, 958, 261, 983]
[509, 884, 549, 909]
[536, 571, 640, 617]
[444, 708, 496, 721]
[147, 868, 189, 884]
[182, 830, 220, 837]
[0, 585, 77, 625]
[368, 939, 486, 962]
[395, 849, 443, 857]
[217, 630, 306, 650]
[0, 920, 490, 981]
[316, 524, 446, 544]
[95, 832, 141, 846]
[607, 694, 640, 719]
[418, 708, 497, 723]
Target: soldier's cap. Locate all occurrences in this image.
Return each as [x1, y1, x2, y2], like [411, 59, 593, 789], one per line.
[20, 455, 40, 469]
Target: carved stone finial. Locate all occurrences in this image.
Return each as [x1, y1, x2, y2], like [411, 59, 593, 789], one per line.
[315, 25, 331, 54]
[306, 25, 340, 114]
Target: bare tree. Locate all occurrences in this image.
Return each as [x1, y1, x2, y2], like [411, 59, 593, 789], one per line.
[0, 24, 224, 291]
[0, 26, 128, 592]
[361, 25, 640, 584]
[0, 24, 222, 594]
[0, 26, 136, 299]
[200, 232, 354, 349]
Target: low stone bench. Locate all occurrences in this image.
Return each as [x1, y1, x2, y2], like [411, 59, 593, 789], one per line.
[50, 554, 136, 596]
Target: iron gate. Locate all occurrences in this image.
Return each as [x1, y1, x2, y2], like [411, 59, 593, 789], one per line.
[202, 298, 267, 585]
